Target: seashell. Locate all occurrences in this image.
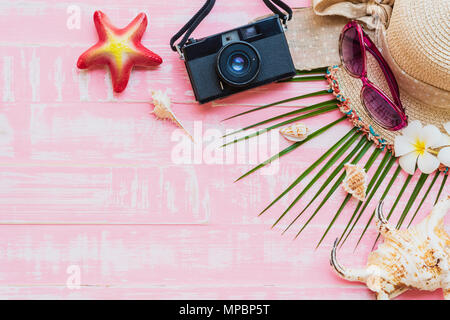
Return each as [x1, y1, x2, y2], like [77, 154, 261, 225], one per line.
[341, 164, 368, 201]
[331, 196, 450, 300]
[151, 90, 193, 141]
[279, 123, 309, 142]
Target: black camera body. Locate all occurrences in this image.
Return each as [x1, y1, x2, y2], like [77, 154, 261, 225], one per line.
[181, 16, 296, 104]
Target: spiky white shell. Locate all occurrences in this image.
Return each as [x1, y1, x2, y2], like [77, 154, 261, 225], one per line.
[151, 90, 192, 141]
[151, 90, 173, 121]
[331, 196, 450, 300]
[368, 198, 450, 295]
[342, 164, 368, 201]
[279, 123, 309, 142]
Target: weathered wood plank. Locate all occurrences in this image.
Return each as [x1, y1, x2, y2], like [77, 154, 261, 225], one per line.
[0, 0, 446, 300]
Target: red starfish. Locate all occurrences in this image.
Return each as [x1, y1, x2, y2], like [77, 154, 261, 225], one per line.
[77, 11, 163, 93]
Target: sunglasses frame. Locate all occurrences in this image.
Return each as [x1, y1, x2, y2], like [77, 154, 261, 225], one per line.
[339, 21, 408, 131]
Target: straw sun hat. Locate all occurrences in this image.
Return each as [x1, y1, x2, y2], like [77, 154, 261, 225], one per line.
[283, 0, 450, 154]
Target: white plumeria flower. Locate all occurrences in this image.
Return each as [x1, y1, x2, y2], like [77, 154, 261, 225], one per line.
[394, 121, 446, 175]
[437, 122, 450, 167]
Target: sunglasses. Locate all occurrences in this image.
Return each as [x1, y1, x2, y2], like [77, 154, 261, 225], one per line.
[339, 21, 408, 131]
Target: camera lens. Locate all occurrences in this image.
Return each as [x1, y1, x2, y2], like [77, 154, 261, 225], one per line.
[217, 42, 260, 87]
[228, 52, 249, 74]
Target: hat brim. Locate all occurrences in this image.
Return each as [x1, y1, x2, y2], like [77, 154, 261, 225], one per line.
[269, 7, 450, 147]
[328, 53, 450, 147]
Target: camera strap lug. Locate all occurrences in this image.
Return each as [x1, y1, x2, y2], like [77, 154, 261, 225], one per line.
[281, 16, 288, 31]
[170, 0, 292, 53]
[176, 45, 185, 60]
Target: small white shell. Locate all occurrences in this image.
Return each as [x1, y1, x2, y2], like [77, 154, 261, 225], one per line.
[151, 90, 193, 141]
[341, 163, 367, 201]
[279, 123, 309, 142]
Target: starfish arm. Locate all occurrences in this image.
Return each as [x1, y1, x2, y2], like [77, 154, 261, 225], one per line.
[77, 10, 162, 93]
[133, 44, 163, 66]
[110, 60, 134, 93]
[77, 11, 114, 69]
[77, 43, 108, 69]
[126, 13, 148, 42]
[93, 11, 112, 42]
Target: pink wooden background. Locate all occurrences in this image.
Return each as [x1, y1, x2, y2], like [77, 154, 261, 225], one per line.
[0, 0, 448, 299]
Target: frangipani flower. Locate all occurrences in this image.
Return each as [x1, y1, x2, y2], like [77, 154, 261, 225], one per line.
[394, 121, 447, 175]
[437, 122, 450, 167]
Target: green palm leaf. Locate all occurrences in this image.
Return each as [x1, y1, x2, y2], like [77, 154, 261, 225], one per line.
[295, 67, 328, 75]
[281, 75, 326, 82]
[280, 136, 367, 232]
[344, 154, 397, 248]
[223, 99, 338, 139]
[371, 173, 413, 248]
[336, 152, 394, 247]
[235, 116, 347, 181]
[293, 140, 372, 239]
[222, 106, 338, 147]
[407, 170, 440, 227]
[395, 173, 429, 229]
[222, 89, 331, 121]
[315, 147, 383, 248]
[222, 73, 446, 246]
[434, 174, 448, 205]
[259, 128, 357, 215]
[368, 165, 402, 250]
[272, 134, 364, 229]
[353, 156, 399, 248]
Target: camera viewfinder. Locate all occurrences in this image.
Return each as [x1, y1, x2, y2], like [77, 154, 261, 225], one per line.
[241, 26, 259, 40]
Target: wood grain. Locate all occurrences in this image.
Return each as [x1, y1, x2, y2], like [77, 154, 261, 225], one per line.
[0, 0, 447, 299]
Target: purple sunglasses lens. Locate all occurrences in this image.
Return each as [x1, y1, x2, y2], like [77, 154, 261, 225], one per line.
[341, 27, 364, 77]
[361, 86, 404, 129]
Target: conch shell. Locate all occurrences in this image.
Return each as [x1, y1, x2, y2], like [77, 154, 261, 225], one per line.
[341, 164, 368, 201]
[331, 196, 450, 300]
[151, 90, 193, 141]
[279, 123, 309, 142]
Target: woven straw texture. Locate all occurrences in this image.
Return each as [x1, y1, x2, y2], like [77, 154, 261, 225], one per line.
[387, 0, 450, 91]
[282, 3, 450, 147]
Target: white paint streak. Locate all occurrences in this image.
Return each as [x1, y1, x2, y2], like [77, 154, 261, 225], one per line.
[165, 180, 178, 214]
[185, 166, 200, 217]
[2, 56, 14, 102]
[74, 68, 89, 101]
[20, 49, 26, 68]
[208, 246, 233, 269]
[0, 1, 47, 16]
[0, 114, 14, 157]
[147, 243, 176, 268]
[130, 169, 138, 208]
[104, 71, 117, 102]
[141, 174, 149, 210]
[201, 188, 211, 224]
[127, 72, 140, 94]
[28, 49, 40, 102]
[53, 57, 64, 102]
[29, 103, 46, 146]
